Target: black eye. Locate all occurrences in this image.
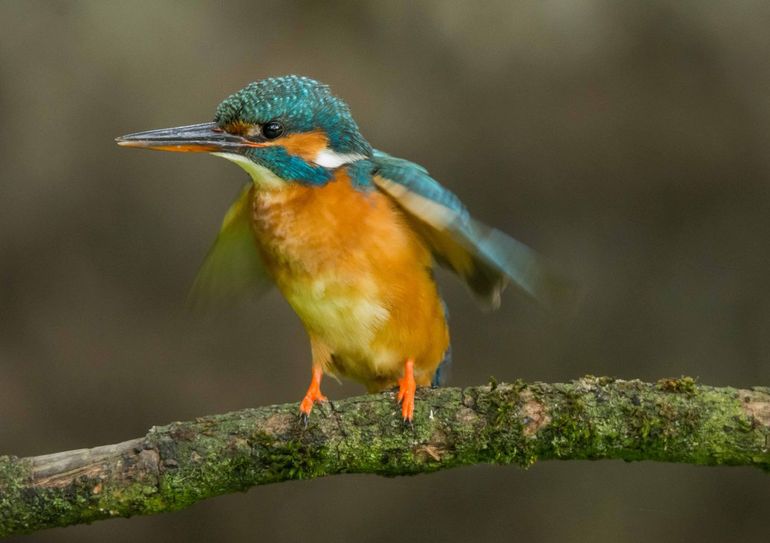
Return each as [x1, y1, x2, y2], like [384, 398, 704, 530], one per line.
[261, 121, 283, 139]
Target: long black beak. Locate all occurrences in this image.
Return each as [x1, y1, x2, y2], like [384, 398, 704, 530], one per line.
[115, 122, 257, 153]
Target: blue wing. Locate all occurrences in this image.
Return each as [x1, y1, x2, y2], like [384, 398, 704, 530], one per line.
[371, 150, 573, 310]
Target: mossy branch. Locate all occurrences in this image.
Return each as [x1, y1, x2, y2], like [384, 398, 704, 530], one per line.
[1, 376, 769, 537]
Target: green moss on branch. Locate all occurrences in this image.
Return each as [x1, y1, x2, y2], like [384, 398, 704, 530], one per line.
[0, 377, 768, 537]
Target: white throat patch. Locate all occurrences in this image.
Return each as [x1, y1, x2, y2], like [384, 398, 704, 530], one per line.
[211, 152, 285, 189]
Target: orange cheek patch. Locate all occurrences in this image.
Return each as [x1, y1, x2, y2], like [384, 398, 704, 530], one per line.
[272, 131, 329, 161]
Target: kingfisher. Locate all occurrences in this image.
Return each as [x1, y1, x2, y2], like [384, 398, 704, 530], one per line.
[116, 75, 569, 422]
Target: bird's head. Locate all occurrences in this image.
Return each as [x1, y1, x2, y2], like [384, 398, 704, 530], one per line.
[116, 76, 372, 187]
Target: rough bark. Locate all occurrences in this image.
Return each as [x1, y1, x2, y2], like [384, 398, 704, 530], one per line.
[1, 376, 769, 537]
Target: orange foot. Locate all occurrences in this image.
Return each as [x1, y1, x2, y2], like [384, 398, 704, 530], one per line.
[397, 358, 416, 422]
[299, 367, 327, 421]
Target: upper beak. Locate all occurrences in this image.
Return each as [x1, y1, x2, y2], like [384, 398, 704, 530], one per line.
[115, 122, 256, 153]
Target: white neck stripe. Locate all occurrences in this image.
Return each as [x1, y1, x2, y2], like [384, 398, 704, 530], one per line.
[313, 148, 366, 169]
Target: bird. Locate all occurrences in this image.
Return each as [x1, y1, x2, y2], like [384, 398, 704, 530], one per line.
[116, 75, 570, 422]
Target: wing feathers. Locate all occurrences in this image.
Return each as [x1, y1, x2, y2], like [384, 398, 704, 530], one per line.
[371, 151, 574, 310]
[188, 184, 272, 310]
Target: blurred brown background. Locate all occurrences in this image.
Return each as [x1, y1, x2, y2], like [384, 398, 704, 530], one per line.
[1, 1, 770, 541]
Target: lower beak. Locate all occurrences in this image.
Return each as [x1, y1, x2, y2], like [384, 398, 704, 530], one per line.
[115, 122, 253, 153]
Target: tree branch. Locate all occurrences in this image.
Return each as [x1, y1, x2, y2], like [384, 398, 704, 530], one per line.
[1, 376, 769, 537]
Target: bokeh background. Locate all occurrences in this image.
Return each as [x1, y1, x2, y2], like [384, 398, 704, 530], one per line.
[2, 1, 770, 541]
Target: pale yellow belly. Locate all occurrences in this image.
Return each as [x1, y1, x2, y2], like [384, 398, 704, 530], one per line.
[281, 273, 404, 383]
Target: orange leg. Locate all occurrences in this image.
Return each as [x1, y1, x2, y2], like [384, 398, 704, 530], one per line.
[299, 366, 328, 417]
[397, 358, 417, 422]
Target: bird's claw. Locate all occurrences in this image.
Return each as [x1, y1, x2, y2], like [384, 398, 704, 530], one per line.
[299, 412, 309, 428]
[299, 391, 327, 427]
[298, 367, 327, 426]
[397, 358, 416, 423]
[299, 392, 327, 415]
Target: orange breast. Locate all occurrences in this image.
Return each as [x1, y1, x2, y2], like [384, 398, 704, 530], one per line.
[250, 170, 449, 390]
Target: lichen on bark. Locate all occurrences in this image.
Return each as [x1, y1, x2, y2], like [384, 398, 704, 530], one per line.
[0, 377, 768, 537]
